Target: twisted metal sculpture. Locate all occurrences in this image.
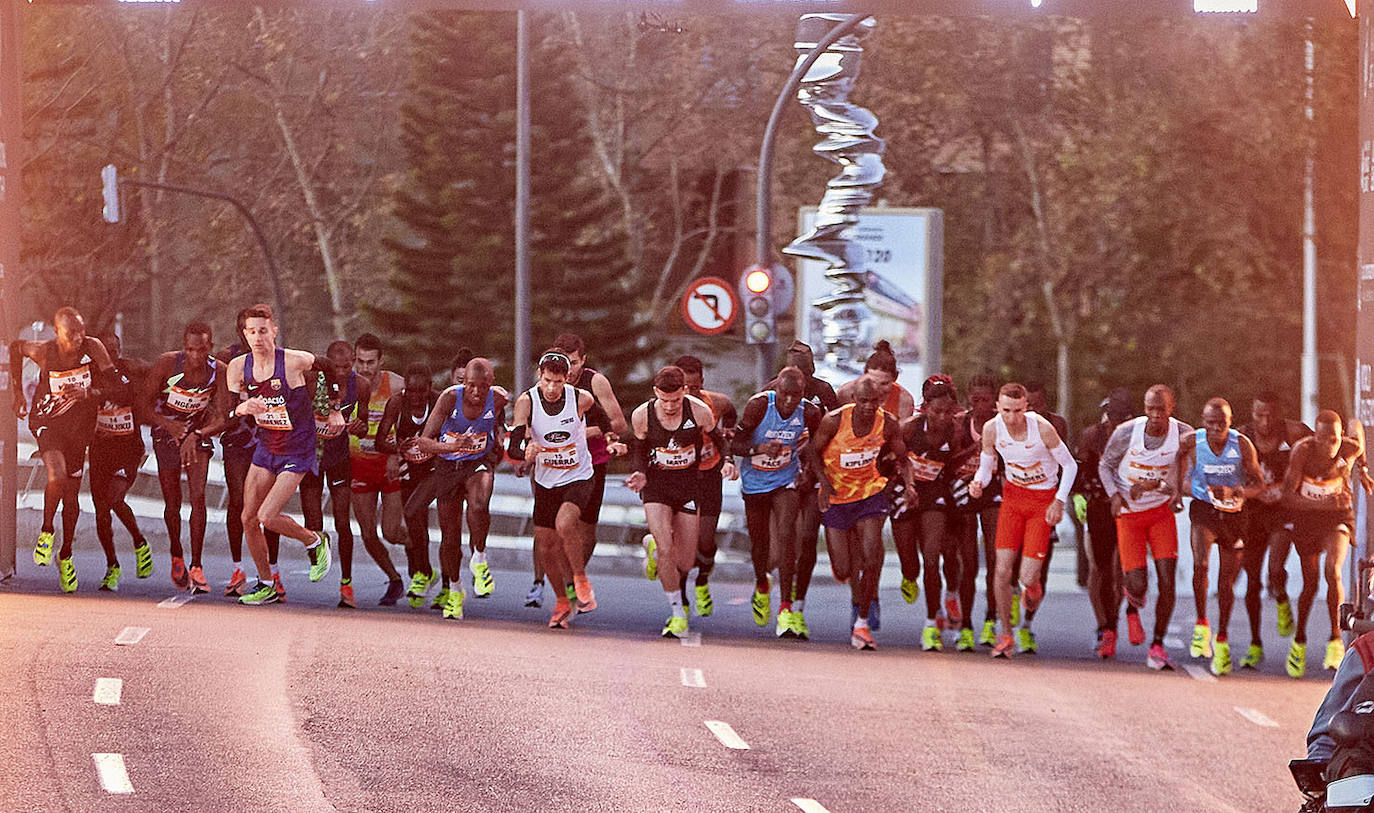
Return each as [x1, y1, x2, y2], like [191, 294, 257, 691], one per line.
[782, 13, 886, 380]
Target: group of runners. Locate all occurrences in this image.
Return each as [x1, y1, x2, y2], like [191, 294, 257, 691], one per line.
[12, 306, 1371, 677]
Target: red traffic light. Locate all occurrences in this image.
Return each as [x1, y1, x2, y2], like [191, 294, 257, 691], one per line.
[745, 268, 772, 294]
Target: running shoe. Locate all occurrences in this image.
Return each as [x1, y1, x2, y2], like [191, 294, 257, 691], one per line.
[574, 575, 596, 614]
[379, 578, 403, 606]
[752, 585, 770, 627]
[431, 587, 450, 610]
[1016, 628, 1037, 654]
[1211, 640, 1232, 676]
[1276, 600, 1295, 638]
[1009, 592, 1022, 627]
[308, 533, 332, 582]
[776, 610, 796, 639]
[407, 570, 435, 608]
[934, 608, 948, 632]
[338, 580, 356, 609]
[944, 594, 962, 629]
[1127, 610, 1146, 646]
[956, 628, 976, 652]
[900, 577, 919, 604]
[239, 580, 280, 606]
[850, 626, 876, 651]
[869, 599, 882, 632]
[1021, 581, 1044, 616]
[642, 533, 658, 581]
[1096, 629, 1118, 660]
[548, 600, 573, 629]
[471, 561, 494, 598]
[134, 542, 153, 579]
[662, 614, 688, 639]
[33, 531, 54, 566]
[921, 625, 942, 652]
[443, 588, 465, 620]
[1326, 638, 1346, 671]
[98, 564, 120, 592]
[224, 568, 247, 597]
[524, 581, 544, 608]
[188, 566, 209, 595]
[991, 633, 1015, 658]
[273, 572, 286, 603]
[1241, 643, 1263, 669]
[1190, 622, 1212, 659]
[979, 620, 997, 647]
[1146, 643, 1175, 671]
[564, 583, 576, 603]
[695, 584, 714, 617]
[790, 610, 811, 640]
[58, 557, 77, 593]
[170, 556, 189, 591]
[1287, 641, 1307, 679]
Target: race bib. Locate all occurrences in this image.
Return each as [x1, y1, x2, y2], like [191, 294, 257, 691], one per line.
[751, 446, 793, 472]
[909, 454, 945, 482]
[1207, 487, 1245, 513]
[539, 442, 580, 470]
[840, 448, 879, 470]
[402, 443, 433, 464]
[653, 445, 697, 470]
[1125, 460, 1167, 486]
[1300, 476, 1346, 501]
[440, 431, 488, 455]
[165, 384, 212, 415]
[315, 415, 345, 439]
[1006, 461, 1048, 487]
[256, 395, 293, 431]
[49, 365, 92, 398]
[96, 404, 135, 436]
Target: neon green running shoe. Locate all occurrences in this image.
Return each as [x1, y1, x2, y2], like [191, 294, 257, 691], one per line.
[1190, 623, 1213, 659]
[407, 570, 435, 608]
[642, 534, 658, 580]
[900, 577, 919, 605]
[33, 531, 54, 566]
[431, 587, 451, 611]
[921, 625, 943, 652]
[99, 565, 121, 592]
[1276, 600, 1294, 638]
[1211, 640, 1232, 676]
[1010, 593, 1022, 627]
[307, 533, 331, 582]
[57, 557, 77, 593]
[662, 614, 688, 639]
[790, 610, 810, 640]
[1287, 641, 1307, 679]
[471, 561, 494, 598]
[1241, 643, 1263, 669]
[695, 584, 714, 617]
[443, 588, 465, 620]
[134, 543, 153, 579]
[776, 609, 795, 638]
[979, 620, 997, 647]
[751, 587, 770, 627]
[1326, 638, 1347, 671]
[239, 580, 280, 606]
[956, 628, 976, 652]
[1016, 627, 1037, 654]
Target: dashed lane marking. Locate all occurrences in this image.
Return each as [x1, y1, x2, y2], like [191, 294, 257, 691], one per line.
[114, 627, 149, 646]
[156, 594, 194, 609]
[681, 632, 702, 647]
[1182, 664, 1217, 683]
[681, 668, 706, 688]
[704, 720, 750, 750]
[93, 678, 122, 706]
[792, 800, 832, 813]
[1234, 706, 1280, 728]
[93, 753, 133, 794]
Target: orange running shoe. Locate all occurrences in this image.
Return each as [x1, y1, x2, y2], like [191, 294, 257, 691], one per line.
[944, 594, 962, 629]
[1127, 610, 1146, 646]
[273, 572, 286, 603]
[573, 575, 596, 613]
[224, 568, 248, 597]
[170, 556, 189, 591]
[991, 633, 1015, 658]
[1022, 580, 1045, 615]
[1096, 629, 1118, 659]
[850, 626, 876, 651]
[338, 581, 356, 609]
[188, 566, 209, 595]
[548, 598, 573, 629]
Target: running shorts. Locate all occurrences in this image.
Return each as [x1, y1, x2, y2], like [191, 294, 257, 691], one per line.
[252, 444, 317, 477]
[1188, 500, 1245, 550]
[821, 491, 891, 532]
[1114, 503, 1178, 571]
[1291, 510, 1355, 557]
[994, 483, 1057, 560]
[350, 453, 400, 495]
[533, 477, 594, 530]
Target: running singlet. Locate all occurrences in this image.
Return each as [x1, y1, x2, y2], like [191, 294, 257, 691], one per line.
[740, 391, 809, 495]
[575, 367, 613, 466]
[821, 404, 887, 505]
[906, 416, 958, 506]
[882, 383, 911, 418]
[243, 348, 314, 458]
[697, 394, 730, 472]
[1241, 423, 1306, 504]
[351, 372, 394, 458]
[1190, 428, 1245, 512]
[95, 360, 138, 438]
[34, 342, 95, 421]
[439, 387, 498, 463]
[994, 412, 1061, 491]
[154, 352, 216, 429]
[314, 372, 358, 439]
[644, 399, 703, 493]
[1116, 416, 1181, 512]
[1298, 453, 1353, 504]
[529, 384, 592, 488]
[396, 392, 438, 478]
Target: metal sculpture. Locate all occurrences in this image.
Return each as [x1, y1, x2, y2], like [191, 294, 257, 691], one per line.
[782, 13, 885, 381]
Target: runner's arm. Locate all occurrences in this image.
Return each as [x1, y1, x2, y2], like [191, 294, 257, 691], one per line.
[486, 393, 509, 467]
[138, 353, 179, 434]
[581, 390, 610, 440]
[591, 372, 628, 437]
[349, 376, 373, 436]
[971, 418, 998, 489]
[885, 417, 915, 493]
[375, 394, 404, 455]
[729, 395, 768, 457]
[803, 411, 841, 504]
[897, 387, 915, 420]
[504, 391, 532, 460]
[417, 387, 460, 455]
[1040, 415, 1078, 505]
[1236, 435, 1267, 499]
[1096, 423, 1132, 501]
[195, 359, 232, 439]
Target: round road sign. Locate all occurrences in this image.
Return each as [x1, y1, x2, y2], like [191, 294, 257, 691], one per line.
[681, 276, 738, 336]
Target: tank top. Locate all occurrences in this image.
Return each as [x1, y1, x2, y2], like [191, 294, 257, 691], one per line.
[351, 372, 394, 459]
[644, 398, 703, 493]
[994, 412, 1060, 491]
[529, 384, 592, 488]
[952, 413, 1002, 509]
[906, 416, 959, 503]
[439, 387, 498, 463]
[882, 383, 911, 418]
[740, 391, 809, 495]
[1296, 442, 1354, 507]
[396, 391, 439, 479]
[95, 359, 139, 440]
[315, 371, 358, 467]
[1241, 422, 1306, 504]
[154, 352, 216, 428]
[575, 367, 612, 466]
[33, 341, 95, 422]
[244, 347, 313, 458]
[697, 393, 731, 472]
[1116, 416, 1181, 513]
[821, 404, 887, 504]
[1190, 428, 1245, 512]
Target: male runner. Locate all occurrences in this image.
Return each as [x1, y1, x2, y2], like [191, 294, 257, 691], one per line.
[807, 375, 914, 651]
[1075, 388, 1134, 658]
[1098, 385, 1191, 670]
[968, 382, 1078, 657]
[1282, 410, 1365, 678]
[626, 365, 724, 639]
[732, 367, 821, 638]
[144, 323, 229, 594]
[226, 304, 334, 605]
[416, 358, 507, 619]
[1178, 397, 1265, 675]
[376, 364, 442, 607]
[1238, 392, 1312, 664]
[87, 333, 150, 592]
[349, 333, 407, 604]
[508, 350, 607, 628]
[10, 307, 124, 591]
[674, 355, 739, 618]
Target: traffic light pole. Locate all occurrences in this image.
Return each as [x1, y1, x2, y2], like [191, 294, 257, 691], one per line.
[0, 0, 21, 579]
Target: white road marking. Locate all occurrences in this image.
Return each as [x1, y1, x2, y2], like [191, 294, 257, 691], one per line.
[792, 800, 832, 813]
[92, 753, 134, 794]
[681, 668, 706, 688]
[704, 720, 750, 750]
[681, 632, 702, 647]
[1234, 706, 1280, 728]
[156, 594, 193, 608]
[1164, 637, 1185, 649]
[728, 597, 748, 605]
[114, 627, 149, 646]
[1182, 664, 1217, 683]
[93, 678, 122, 706]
